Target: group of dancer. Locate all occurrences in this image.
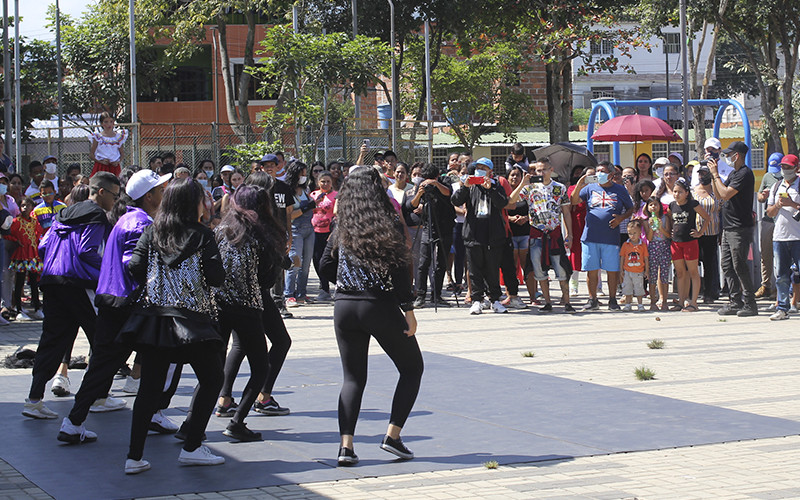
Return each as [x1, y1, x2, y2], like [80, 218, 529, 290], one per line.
[19, 140, 423, 473]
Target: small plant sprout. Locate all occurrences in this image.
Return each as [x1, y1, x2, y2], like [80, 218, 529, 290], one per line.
[521, 351, 535, 358]
[484, 460, 499, 469]
[647, 339, 665, 349]
[635, 366, 656, 381]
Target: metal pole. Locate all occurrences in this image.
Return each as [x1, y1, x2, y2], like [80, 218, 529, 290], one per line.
[387, 0, 396, 151]
[424, 20, 432, 163]
[129, 0, 139, 165]
[13, 0, 19, 169]
[679, 0, 690, 160]
[664, 36, 669, 117]
[352, 0, 359, 121]
[292, 4, 301, 157]
[3, 0, 11, 162]
[211, 27, 219, 125]
[56, 0, 63, 162]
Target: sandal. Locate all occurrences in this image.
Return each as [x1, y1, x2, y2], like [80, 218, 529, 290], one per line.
[682, 304, 698, 312]
[669, 304, 683, 312]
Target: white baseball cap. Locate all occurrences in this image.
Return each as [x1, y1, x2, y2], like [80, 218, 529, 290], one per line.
[704, 137, 722, 150]
[653, 157, 670, 166]
[126, 169, 172, 200]
[220, 164, 235, 173]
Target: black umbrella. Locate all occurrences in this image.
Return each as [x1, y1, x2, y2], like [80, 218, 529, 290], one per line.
[533, 142, 597, 182]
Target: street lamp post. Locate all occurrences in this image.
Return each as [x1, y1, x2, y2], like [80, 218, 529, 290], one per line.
[13, 0, 19, 169]
[129, 0, 139, 165]
[56, 0, 63, 160]
[3, 0, 11, 160]
[387, 0, 396, 151]
[424, 19, 432, 163]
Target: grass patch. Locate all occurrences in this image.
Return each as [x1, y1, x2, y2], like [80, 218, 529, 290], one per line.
[647, 339, 665, 349]
[483, 460, 499, 469]
[634, 365, 656, 381]
[718, 318, 727, 322]
[521, 351, 535, 358]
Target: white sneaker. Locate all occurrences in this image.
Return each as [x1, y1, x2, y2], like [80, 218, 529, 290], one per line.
[637, 304, 646, 312]
[121, 376, 140, 394]
[622, 303, 632, 312]
[17, 310, 33, 321]
[29, 309, 44, 320]
[51, 374, 70, 397]
[150, 410, 179, 434]
[491, 300, 507, 313]
[57, 417, 97, 444]
[790, 305, 798, 314]
[22, 399, 58, 419]
[770, 309, 789, 321]
[125, 458, 150, 475]
[178, 445, 225, 466]
[766, 303, 777, 312]
[507, 296, 527, 309]
[89, 396, 127, 413]
[469, 301, 482, 315]
[481, 298, 491, 310]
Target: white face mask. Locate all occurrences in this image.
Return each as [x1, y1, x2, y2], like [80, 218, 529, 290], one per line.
[45, 163, 57, 174]
[298, 175, 308, 185]
[412, 176, 424, 186]
[782, 168, 798, 182]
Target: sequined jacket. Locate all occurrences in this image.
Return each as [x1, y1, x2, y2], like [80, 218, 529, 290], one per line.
[319, 229, 414, 311]
[215, 232, 278, 314]
[127, 223, 224, 322]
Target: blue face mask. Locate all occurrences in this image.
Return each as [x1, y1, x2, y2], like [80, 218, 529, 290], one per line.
[198, 179, 209, 190]
[205, 170, 214, 180]
[0, 184, 7, 196]
[475, 169, 487, 177]
[596, 172, 610, 184]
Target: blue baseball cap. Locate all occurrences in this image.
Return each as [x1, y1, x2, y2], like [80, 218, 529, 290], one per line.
[260, 153, 279, 164]
[768, 152, 784, 174]
[475, 157, 493, 170]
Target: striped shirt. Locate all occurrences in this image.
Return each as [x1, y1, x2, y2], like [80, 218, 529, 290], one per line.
[695, 192, 721, 236]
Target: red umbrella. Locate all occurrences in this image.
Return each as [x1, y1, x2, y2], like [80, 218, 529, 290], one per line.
[591, 114, 680, 142]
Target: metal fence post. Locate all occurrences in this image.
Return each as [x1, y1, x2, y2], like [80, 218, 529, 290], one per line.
[212, 123, 219, 168]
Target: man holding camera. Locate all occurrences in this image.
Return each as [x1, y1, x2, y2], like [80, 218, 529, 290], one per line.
[708, 141, 757, 317]
[408, 163, 455, 308]
[765, 154, 800, 320]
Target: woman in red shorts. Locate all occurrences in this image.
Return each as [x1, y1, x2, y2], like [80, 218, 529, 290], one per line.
[669, 179, 710, 312]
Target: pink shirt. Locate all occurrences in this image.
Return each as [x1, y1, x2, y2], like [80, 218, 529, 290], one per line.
[311, 190, 337, 233]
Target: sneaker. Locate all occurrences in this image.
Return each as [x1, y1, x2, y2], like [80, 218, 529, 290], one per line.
[481, 298, 492, 310]
[491, 300, 507, 313]
[582, 298, 600, 311]
[564, 303, 576, 314]
[214, 400, 238, 418]
[380, 435, 414, 460]
[737, 303, 758, 317]
[766, 303, 778, 312]
[770, 309, 789, 321]
[51, 374, 71, 397]
[179, 445, 225, 466]
[791, 305, 798, 314]
[469, 301, 482, 315]
[637, 304, 646, 312]
[337, 446, 359, 466]
[253, 397, 290, 416]
[539, 303, 553, 313]
[29, 309, 44, 320]
[223, 421, 262, 442]
[89, 397, 127, 413]
[507, 296, 527, 309]
[57, 417, 97, 444]
[316, 290, 332, 302]
[22, 399, 58, 419]
[413, 296, 426, 308]
[125, 458, 150, 475]
[286, 297, 299, 308]
[623, 303, 633, 312]
[150, 410, 179, 434]
[718, 303, 742, 316]
[608, 298, 620, 311]
[279, 306, 293, 319]
[121, 376, 140, 394]
[16, 310, 33, 321]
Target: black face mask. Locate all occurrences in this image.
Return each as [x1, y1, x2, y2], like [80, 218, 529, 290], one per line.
[699, 171, 712, 186]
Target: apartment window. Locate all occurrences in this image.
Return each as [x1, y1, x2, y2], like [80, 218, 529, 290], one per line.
[593, 144, 610, 163]
[751, 147, 765, 170]
[591, 87, 615, 100]
[663, 33, 681, 54]
[651, 143, 669, 159]
[590, 39, 614, 56]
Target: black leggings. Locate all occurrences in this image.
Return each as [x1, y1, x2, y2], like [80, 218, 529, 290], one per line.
[128, 342, 223, 460]
[334, 298, 424, 436]
[13, 271, 40, 311]
[313, 231, 331, 293]
[219, 298, 291, 399]
[219, 308, 269, 424]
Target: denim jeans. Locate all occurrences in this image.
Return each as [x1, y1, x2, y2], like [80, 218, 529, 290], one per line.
[773, 240, 800, 312]
[285, 215, 314, 299]
[720, 227, 756, 307]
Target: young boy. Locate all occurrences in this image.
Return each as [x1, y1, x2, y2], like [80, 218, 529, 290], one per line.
[620, 220, 649, 311]
[33, 180, 66, 233]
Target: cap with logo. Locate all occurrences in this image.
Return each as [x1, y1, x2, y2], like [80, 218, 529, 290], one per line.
[126, 169, 172, 200]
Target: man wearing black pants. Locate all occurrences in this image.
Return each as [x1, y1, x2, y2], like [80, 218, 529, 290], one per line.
[708, 141, 758, 317]
[23, 173, 120, 420]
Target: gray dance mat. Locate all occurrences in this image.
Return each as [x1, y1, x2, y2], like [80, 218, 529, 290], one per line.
[2, 352, 799, 499]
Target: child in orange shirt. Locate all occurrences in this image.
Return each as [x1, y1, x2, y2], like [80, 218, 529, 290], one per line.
[620, 220, 649, 311]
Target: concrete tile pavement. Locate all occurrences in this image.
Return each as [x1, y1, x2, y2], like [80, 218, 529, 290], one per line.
[1, 282, 799, 499]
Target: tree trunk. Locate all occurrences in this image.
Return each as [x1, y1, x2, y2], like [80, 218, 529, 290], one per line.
[235, 9, 256, 142]
[546, 62, 563, 144]
[778, 25, 799, 153]
[689, 20, 706, 157]
[216, 15, 247, 142]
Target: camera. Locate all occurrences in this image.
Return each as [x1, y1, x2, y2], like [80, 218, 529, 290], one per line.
[529, 175, 544, 183]
[793, 210, 800, 222]
[699, 160, 709, 166]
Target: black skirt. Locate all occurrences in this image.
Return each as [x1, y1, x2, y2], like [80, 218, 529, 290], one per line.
[118, 311, 223, 357]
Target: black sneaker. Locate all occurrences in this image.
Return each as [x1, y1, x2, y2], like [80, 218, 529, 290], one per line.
[253, 397, 290, 416]
[539, 303, 553, 313]
[737, 303, 758, 317]
[608, 298, 620, 311]
[223, 421, 262, 442]
[337, 446, 359, 466]
[214, 401, 238, 418]
[174, 424, 206, 442]
[380, 435, 414, 460]
[564, 303, 576, 314]
[582, 298, 600, 311]
[279, 306, 293, 319]
[718, 303, 742, 316]
[413, 296, 426, 308]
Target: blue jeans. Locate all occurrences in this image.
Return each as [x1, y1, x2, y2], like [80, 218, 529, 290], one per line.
[285, 217, 315, 299]
[773, 240, 800, 312]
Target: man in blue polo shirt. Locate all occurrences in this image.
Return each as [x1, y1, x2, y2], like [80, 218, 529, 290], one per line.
[570, 162, 634, 311]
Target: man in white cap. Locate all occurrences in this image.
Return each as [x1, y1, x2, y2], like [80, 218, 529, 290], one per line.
[57, 169, 177, 442]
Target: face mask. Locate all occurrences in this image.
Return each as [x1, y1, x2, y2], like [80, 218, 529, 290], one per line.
[0, 184, 8, 196]
[654, 166, 664, 178]
[412, 176, 423, 186]
[198, 179, 209, 190]
[596, 172, 609, 184]
[709, 152, 720, 160]
[45, 163, 57, 174]
[782, 168, 797, 182]
[475, 169, 487, 178]
[205, 170, 214, 180]
[698, 171, 712, 186]
[298, 175, 308, 185]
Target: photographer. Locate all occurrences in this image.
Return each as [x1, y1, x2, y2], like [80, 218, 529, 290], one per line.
[407, 163, 455, 308]
[765, 154, 800, 321]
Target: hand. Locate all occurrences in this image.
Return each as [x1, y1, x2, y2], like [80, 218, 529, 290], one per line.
[360, 143, 368, 153]
[706, 156, 718, 175]
[564, 235, 571, 245]
[522, 172, 531, 184]
[689, 229, 701, 238]
[482, 176, 492, 189]
[101, 159, 110, 165]
[404, 310, 417, 337]
[778, 196, 796, 208]
[609, 214, 624, 228]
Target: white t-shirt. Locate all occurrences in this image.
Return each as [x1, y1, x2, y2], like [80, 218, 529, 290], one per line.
[91, 130, 129, 163]
[768, 177, 800, 241]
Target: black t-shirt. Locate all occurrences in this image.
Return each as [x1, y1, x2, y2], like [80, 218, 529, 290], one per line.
[670, 199, 699, 242]
[721, 166, 755, 229]
[272, 180, 294, 230]
[507, 200, 530, 237]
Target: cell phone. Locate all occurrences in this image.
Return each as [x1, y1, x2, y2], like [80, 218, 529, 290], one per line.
[530, 175, 544, 183]
[780, 192, 789, 198]
[585, 174, 599, 184]
[467, 176, 485, 186]
[363, 139, 370, 147]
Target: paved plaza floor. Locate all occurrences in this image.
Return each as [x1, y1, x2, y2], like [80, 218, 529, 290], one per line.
[1, 284, 799, 499]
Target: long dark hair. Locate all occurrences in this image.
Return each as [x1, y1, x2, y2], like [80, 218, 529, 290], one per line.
[334, 166, 408, 272]
[216, 185, 270, 246]
[636, 153, 653, 177]
[633, 179, 656, 207]
[152, 178, 203, 255]
[244, 171, 287, 250]
[284, 160, 308, 191]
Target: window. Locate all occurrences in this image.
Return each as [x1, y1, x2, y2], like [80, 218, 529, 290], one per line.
[491, 146, 510, 174]
[638, 86, 652, 99]
[593, 144, 610, 163]
[591, 87, 615, 100]
[431, 149, 449, 171]
[751, 147, 765, 170]
[234, 63, 279, 102]
[175, 67, 210, 102]
[663, 33, 681, 54]
[651, 143, 671, 160]
[590, 39, 614, 56]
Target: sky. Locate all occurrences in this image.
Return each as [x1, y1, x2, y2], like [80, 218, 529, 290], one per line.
[13, 0, 92, 42]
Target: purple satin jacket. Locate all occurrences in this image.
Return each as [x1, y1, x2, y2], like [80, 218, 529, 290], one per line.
[95, 206, 152, 308]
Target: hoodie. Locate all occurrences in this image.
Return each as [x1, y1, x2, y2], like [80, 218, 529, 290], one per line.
[38, 200, 111, 289]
